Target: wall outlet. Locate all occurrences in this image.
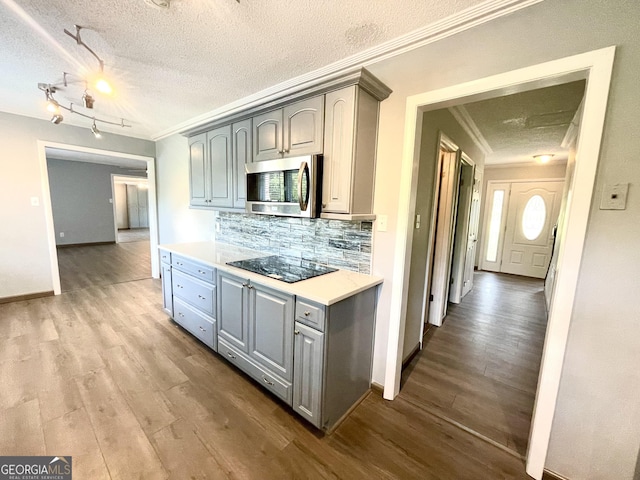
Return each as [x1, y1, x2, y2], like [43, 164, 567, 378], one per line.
[59, 232, 65, 238]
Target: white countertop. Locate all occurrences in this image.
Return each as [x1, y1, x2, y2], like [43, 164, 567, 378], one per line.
[159, 241, 383, 306]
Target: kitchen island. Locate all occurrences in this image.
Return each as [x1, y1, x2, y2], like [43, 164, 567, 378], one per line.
[158, 241, 382, 431]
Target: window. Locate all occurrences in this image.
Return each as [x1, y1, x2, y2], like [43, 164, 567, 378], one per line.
[485, 190, 505, 262]
[522, 195, 546, 240]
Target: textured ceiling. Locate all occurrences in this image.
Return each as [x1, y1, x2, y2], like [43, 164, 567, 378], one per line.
[461, 80, 586, 165]
[0, 0, 486, 138]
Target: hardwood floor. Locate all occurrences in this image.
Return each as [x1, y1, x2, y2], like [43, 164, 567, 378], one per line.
[118, 228, 150, 243]
[401, 271, 548, 456]
[57, 240, 151, 292]
[0, 273, 532, 478]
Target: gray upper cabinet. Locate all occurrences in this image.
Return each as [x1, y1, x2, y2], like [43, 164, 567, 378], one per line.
[232, 119, 252, 208]
[283, 96, 324, 157]
[209, 125, 233, 208]
[322, 85, 380, 217]
[253, 109, 283, 162]
[253, 97, 324, 162]
[189, 132, 209, 207]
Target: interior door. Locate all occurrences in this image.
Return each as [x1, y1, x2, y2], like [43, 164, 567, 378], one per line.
[449, 159, 474, 304]
[126, 184, 140, 228]
[461, 169, 482, 298]
[427, 149, 460, 326]
[137, 187, 148, 228]
[500, 181, 564, 278]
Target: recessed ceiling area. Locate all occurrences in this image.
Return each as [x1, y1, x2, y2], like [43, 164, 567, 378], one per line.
[0, 0, 489, 138]
[46, 147, 147, 170]
[451, 80, 586, 165]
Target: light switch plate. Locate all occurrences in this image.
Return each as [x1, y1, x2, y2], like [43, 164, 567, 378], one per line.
[600, 183, 629, 210]
[377, 215, 388, 232]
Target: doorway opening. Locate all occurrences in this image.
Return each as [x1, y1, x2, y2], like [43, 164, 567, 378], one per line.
[38, 142, 159, 295]
[112, 175, 151, 244]
[384, 47, 615, 479]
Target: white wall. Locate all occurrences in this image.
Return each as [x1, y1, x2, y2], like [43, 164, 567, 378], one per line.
[153, 0, 640, 476]
[155, 134, 215, 244]
[0, 111, 154, 299]
[47, 159, 145, 245]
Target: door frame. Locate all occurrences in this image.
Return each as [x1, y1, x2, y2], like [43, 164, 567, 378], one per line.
[38, 141, 159, 294]
[111, 174, 150, 243]
[382, 46, 616, 480]
[479, 178, 565, 273]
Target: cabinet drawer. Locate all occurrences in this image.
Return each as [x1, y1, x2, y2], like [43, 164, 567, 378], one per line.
[173, 298, 216, 350]
[160, 250, 171, 264]
[172, 270, 216, 317]
[172, 254, 216, 283]
[295, 298, 325, 332]
[218, 338, 292, 406]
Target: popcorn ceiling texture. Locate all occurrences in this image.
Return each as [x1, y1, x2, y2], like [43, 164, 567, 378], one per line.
[215, 212, 373, 274]
[0, 0, 486, 137]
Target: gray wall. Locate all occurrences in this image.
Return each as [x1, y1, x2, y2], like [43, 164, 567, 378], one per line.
[47, 159, 145, 245]
[403, 108, 485, 360]
[0, 111, 155, 299]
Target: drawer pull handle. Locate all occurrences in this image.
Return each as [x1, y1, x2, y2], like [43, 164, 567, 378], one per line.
[294, 330, 300, 335]
[177, 284, 183, 289]
[304, 311, 310, 317]
[199, 326, 206, 332]
[227, 351, 236, 359]
[242, 283, 249, 288]
[198, 270, 206, 275]
[198, 295, 205, 300]
[178, 312, 184, 317]
[262, 376, 274, 386]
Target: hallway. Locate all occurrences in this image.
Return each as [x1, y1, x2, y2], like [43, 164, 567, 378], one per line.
[400, 271, 548, 455]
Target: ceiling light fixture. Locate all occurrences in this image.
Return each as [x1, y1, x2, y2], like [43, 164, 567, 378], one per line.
[534, 154, 554, 164]
[37, 25, 131, 134]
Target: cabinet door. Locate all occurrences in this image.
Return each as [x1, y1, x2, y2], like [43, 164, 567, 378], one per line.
[253, 109, 283, 162]
[189, 132, 209, 207]
[322, 86, 356, 213]
[126, 184, 140, 228]
[283, 96, 324, 157]
[137, 187, 149, 228]
[293, 322, 324, 428]
[161, 263, 173, 317]
[208, 125, 233, 208]
[249, 283, 294, 382]
[232, 119, 252, 208]
[217, 272, 249, 353]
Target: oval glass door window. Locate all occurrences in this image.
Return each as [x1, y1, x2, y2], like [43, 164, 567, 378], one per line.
[522, 195, 546, 240]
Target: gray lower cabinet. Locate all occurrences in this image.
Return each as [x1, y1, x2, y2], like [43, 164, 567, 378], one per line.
[217, 271, 294, 404]
[293, 322, 324, 427]
[161, 250, 217, 351]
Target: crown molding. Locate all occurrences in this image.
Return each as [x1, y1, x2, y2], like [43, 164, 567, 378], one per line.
[152, 0, 542, 140]
[448, 105, 494, 156]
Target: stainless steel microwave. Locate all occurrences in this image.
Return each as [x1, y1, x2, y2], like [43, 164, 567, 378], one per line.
[245, 155, 321, 218]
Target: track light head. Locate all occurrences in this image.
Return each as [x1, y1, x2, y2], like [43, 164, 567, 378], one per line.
[46, 98, 60, 113]
[51, 113, 64, 124]
[83, 92, 95, 109]
[91, 121, 102, 138]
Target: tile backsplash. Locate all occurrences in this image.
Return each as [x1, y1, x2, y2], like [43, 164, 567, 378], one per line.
[215, 212, 373, 274]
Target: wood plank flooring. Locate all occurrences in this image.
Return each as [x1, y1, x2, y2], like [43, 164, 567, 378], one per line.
[401, 271, 548, 456]
[0, 261, 532, 478]
[57, 240, 151, 292]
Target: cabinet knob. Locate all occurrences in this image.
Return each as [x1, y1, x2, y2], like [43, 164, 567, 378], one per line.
[322, 203, 326, 209]
[294, 330, 300, 335]
[227, 351, 236, 359]
[304, 311, 310, 317]
[261, 376, 274, 386]
[284, 149, 290, 154]
[242, 283, 249, 288]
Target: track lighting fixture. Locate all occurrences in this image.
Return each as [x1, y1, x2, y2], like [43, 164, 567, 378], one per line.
[36, 24, 131, 134]
[534, 154, 554, 164]
[91, 121, 102, 138]
[82, 91, 94, 109]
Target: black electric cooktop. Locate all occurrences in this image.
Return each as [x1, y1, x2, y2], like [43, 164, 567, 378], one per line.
[226, 256, 337, 283]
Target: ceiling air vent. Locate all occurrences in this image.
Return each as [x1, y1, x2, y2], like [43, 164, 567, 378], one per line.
[144, 0, 170, 9]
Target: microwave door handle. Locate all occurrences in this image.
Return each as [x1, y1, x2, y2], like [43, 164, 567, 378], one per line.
[298, 161, 309, 212]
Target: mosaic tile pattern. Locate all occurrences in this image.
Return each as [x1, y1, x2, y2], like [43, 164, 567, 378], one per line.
[215, 212, 373, 274]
